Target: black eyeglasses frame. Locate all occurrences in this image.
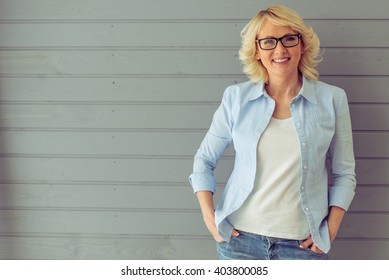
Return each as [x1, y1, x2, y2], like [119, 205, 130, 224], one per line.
[255, 34, 301, 50]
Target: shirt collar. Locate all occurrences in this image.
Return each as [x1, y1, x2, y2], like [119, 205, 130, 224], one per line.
[298, 76, 317, 105]
[247, 82, 267, 101]
[247, 76, 318, 105]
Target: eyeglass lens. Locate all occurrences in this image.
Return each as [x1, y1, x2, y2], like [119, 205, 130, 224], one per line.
[259, 35, 299, 50]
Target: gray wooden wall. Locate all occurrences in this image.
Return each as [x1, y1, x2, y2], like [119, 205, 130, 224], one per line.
[0, 0, 388, 260]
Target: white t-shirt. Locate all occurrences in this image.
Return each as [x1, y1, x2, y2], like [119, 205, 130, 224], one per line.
[228, 117, 310, 240]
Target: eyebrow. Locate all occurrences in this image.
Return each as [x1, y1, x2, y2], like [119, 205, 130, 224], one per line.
[260, 33, 296, 39]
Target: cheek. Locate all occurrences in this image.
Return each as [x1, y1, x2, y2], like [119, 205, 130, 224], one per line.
[262, 57, 274, 70]
[257, 51, 272, 64]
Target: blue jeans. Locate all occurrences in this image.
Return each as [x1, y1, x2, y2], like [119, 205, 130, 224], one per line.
[217, 231, 328, 260]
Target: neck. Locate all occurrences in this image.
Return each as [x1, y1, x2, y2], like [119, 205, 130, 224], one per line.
[266, 73, 302, 98]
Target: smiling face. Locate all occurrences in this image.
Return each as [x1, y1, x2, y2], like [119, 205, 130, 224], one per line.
[255, 19, 303, 81]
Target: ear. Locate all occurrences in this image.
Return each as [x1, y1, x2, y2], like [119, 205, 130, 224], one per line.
[255, 52, 261, 60]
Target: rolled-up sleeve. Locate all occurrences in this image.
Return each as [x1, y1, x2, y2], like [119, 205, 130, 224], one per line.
[188, 87, 234, 194]
[328, 90, 357, 211]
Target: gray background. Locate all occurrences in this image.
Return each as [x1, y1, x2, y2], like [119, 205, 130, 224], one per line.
[0, 0, 388, 259]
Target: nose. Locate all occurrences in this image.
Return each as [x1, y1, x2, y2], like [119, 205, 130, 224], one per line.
[274, 40, 287, 53]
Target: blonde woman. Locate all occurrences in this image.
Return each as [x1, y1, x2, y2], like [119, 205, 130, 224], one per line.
[189, 5, 356, 260]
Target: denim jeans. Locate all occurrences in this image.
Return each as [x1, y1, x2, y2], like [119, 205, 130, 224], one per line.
[216, 231, 328, 260]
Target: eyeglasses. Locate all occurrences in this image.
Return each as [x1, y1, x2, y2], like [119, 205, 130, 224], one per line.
[256, 34, 301, 50]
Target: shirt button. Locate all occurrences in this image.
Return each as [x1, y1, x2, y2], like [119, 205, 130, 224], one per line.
[291, 104, 296, 108]
[297, 123, 301, 127]
[301, 186, 305, 190]
[302, 142, 306, 146]
[305, 207, 309, 211]
[303, 165, 308, 170]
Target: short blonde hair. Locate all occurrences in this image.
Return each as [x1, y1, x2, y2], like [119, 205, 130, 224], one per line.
[239, 5, 321, 83]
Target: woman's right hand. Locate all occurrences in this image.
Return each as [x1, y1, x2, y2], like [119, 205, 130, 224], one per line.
[203, 212, 224, 242]
[196, 191, 239, 243]
[203, 213, 239, 242]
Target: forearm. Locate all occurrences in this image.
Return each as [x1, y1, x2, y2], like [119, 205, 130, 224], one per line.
[196, 191, 215, 219]
[196, 191, 226, 242]
[327, 206, 346, 242]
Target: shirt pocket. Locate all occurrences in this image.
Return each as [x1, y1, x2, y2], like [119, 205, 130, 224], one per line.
[305, 115, 335, 149]
[304, 115, 335, 174]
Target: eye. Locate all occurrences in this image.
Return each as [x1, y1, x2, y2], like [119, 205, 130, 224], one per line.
[262, 38, 275, 45]
[284, 35, 297, 42]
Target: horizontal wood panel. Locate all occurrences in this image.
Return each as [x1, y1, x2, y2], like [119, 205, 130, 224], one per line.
[0, 0, 388, 20]
[0, 104, 387, 131]
[1, 20, 388, 48]
[1, 77, 230, 103]
[350, 106, 389, 131]
[0, 236, 386, 260]
[0, 103, 218, 130]
[0, 235, 188, 260]
[341, 214, 389, 239]
[0, 210, 386, 239]
[330, 239, 389, 260]
[0, 210, 206, 236]
[0, 131, 387, 158]
[352, 133, 389, 158]
[349, 187, 389, 212]
[0, 184, 202, 210]
[324, 77, 389, 104]
[0, 158, 385, 185]
[0, 76, 388, 103]
[0, 49, 388, 76]
[0, 131, 212, 157]
[0, 183, 386, 213]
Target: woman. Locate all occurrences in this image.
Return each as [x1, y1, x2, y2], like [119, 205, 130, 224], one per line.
[189, 5, 356, 260]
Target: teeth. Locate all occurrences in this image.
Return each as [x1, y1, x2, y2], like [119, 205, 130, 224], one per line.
[273, 58, 289, 63]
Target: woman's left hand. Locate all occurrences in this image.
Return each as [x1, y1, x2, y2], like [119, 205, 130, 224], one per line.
[300, 206, 346, 254]
[299, 236, 324, 254]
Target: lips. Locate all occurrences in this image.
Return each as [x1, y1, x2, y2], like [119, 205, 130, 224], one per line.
[272, 58, 290, 63]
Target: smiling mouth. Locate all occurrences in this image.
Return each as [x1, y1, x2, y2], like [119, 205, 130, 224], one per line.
[272, 58, 290, 63]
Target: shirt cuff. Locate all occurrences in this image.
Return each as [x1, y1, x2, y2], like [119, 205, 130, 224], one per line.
[329, 185, 356, 211]
[188, 173, 217, 194]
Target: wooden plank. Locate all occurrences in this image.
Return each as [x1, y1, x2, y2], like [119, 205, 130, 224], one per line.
[0, 157, 227, 184]
[0, 235, 387, 260]
[353, 132, 389, 158]
[0, 49, 388, 76]
[0, 158, 385, 185]
[340, 214, 389, 239]
[0, 49, 239, 75]
[0, 157, 209, 184]
[350, 105, 389, 131]
[0, 183, 386, 213]
[349, 187, 389, 212]
[0, 76, 387, 103]
[330, 239, 389, 260]
[3, 103, 219, 130]
[0, 131, 386, 158]
[0, 210, 387, 238]
[0, 77, 229, 103]
[0, 131, 223, 157]
[355, 159, 389, 185]
[321, 77, 389, 104]
[0, 235, 197, 260]
[1, 20, 388, 48]
[0, 210, 206, 236]
[0, 22, 243, 48]
[0, 184, 202, 210]
[0, 104, 387, 131]
[0, 0, 387, 20]
[0, 103, 219, 130]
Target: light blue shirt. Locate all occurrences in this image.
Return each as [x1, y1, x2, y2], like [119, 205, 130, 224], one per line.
[189, 76, 356, 253]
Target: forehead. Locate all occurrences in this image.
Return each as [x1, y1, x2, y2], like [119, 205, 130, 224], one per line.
[258, 19, 295, 37]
